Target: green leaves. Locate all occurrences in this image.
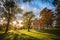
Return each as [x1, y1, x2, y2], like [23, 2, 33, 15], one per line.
[23, 11, 35, 20]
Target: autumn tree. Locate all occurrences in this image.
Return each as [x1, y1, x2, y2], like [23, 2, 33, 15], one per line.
[39, 8, 54, 28]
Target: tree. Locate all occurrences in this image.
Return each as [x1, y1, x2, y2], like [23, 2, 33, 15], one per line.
[0, 0, 22, 33]
[0, 0, 32, 33]
[39, 8, 54, 28]
[53, 0, 60, 28]
[23, 11, 35, 31]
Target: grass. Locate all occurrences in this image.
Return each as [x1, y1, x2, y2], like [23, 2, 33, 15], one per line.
[0, 28, 60, 40]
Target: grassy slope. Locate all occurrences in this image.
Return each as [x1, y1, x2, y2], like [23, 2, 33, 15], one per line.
[0, 29, 60, 40]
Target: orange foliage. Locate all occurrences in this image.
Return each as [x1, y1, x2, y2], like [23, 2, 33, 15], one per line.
[39, 8, 54, 27]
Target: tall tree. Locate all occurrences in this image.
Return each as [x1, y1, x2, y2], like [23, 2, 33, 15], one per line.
[23, 11, 35, 31]
[0, 0, 22, 33]
[40, 8, 54, 27]
[53, 0, 60, 28]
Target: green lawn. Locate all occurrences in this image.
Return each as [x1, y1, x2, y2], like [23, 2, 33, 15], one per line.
[0, 29, 60, 40]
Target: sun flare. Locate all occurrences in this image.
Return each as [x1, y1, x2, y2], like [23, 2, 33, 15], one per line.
[12, 20, 23, 27]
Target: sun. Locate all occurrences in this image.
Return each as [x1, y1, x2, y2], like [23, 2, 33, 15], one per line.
[21, 5, 25, 10]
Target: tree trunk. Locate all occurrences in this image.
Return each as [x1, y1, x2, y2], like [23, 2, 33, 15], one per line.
[5, 8, 11, 33]
[28, 23, 30, 32]
[28, 19, 31, 32]
[5, 14, 10, 33]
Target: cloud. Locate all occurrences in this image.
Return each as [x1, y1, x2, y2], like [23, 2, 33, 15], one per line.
[17, 0, 55, 19]
[19, 3, 40, 18]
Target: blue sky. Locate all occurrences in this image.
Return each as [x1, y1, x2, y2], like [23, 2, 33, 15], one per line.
[17, 0, 55, 19]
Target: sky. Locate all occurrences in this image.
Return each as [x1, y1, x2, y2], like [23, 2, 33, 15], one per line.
[0, 0, 56, 19]
[17, 0, 55, 19]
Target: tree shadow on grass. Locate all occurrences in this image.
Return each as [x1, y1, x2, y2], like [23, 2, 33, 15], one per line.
[38, 29, 60, 40]
[13, 33, 40, 40]
[0, 33, 10, 40]
[51, 38, 60, 40]
[1, 29, 60, 40]
[0, 33, 8, 40]
[39, 29, 60, 36]
[0, 32, 41, 40]
[0, 32, 14, 40]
